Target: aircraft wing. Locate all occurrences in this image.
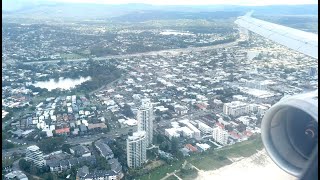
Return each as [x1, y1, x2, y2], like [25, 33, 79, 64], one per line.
[235, 15, 318, 59]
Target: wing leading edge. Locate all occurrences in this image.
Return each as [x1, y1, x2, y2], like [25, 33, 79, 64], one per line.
[235, 15, 318, 59]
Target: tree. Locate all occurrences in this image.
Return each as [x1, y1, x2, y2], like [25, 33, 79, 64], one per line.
[19, 159, 31, 172]
[62, 144, 71, 154]
[96, 156, 111, 171]
[40, 131, 47, 138]
[2, 141, 15, 149]
[170, 138, 179, 155]
[167, 105, 175, 111]
[122, 104, 134, 118]
[155, 109, 161, 116]
[37, 137, 64, 153]
[155, 117, 161, 122]
[176, 151, 184, 160]
[237, 123, 246, 133]
[42, 173, 58, 180]
[155, 133, 166, 144]
[159, 141, 170, 152]
[85, 93, 90, 100]
[30, 165, 39, 175]
[224, 125, 234, 131]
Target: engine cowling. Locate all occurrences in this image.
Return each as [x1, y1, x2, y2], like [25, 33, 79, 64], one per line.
[261, 90, 318, 177]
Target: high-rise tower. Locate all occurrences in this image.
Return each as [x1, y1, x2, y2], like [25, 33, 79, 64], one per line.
[137, 99, 154, 146]
[126, 131, 147, 168]
[25, 145, 46, 167]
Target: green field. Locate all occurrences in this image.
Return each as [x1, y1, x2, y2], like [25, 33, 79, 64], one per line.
[176, 169, 198, 180]
[138, 161, 182, 180]
[189, 137, 263, 171]
[137, 136, 263, 179]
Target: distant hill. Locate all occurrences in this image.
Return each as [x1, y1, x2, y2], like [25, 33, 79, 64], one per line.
[2, 3, 318, 22]
[111, 11, 244, 22]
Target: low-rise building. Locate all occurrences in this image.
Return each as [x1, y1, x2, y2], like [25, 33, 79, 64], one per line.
[196, 143, 210, 152]
[197, 121, 213, 134]
[77, 168, 117, 180]
[95, 139, 114, 160]
[70, 145, 91, 157]
[185, 144, 198, 152]
[4, 171, 28, 180]
[165, 128, 180, 140]
[47, 156, 96, 172]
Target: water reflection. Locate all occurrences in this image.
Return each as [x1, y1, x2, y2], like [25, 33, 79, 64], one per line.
[32, 77, 91, 91]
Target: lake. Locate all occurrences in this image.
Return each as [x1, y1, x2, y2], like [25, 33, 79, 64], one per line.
[32, 76, 91, 91]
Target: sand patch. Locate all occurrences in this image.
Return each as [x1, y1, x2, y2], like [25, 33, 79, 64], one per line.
[196, 149, 296, 180]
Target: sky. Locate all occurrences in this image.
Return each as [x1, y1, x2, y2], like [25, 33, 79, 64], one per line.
[2, 0, 319, 6]
[42, 0, 320, 5]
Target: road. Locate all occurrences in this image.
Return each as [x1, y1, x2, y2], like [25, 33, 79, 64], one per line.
[12, 158, 21, 171]
[2, 126, 136, 156]
[173, 173, 183, 180]
[2, 147, 27, 158]
[22, 41, 238, 65]
[160, 170, 181, 180]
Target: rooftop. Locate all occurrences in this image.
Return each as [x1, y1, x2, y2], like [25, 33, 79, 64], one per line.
[128, 131, 146, 141]
[27, 145, 40, 151]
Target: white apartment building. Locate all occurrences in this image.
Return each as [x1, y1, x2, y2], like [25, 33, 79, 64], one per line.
[137, 99, 154, 146]
[198, 122, 213, 134]
[236, 116, 251, 126]
[165, 126, 193, 139]
[25, 145, 46, 167]
[178, 127, 194, 138]
[179, 119, 201, 140]
[127, 131, 147, 168]
[223, 101, 248, 117]
[212, 126, 229, 145]
[165, 128, 181, 140]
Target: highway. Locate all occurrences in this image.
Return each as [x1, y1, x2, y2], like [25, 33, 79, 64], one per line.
[22, 40, 239, 65]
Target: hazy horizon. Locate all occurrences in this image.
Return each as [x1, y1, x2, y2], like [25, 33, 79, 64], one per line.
[3, 0, 318, 12]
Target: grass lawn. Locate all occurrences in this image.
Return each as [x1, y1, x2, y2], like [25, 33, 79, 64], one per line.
[189, 153, 232, 171]
[191, 136, 263, 171]
[217, 136, 263, 158]
[144, 160, 165, 171]
[166, 175, 179, 180]
[176, 169, 198, 180]
[138, 161, 182, 180]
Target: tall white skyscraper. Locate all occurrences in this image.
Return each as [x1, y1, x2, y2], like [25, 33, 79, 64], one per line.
[127, 131, 147, 168]
[212, 126, 229, 145]
[25, 145, 46, 167]
[137, 98, 154, 146]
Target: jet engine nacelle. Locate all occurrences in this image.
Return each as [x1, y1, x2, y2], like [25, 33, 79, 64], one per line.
[261, 90, 318, 178]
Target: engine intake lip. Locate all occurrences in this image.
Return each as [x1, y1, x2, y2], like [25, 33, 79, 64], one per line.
[261, 95, 318, 177]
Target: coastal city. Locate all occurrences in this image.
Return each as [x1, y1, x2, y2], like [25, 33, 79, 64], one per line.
[2, 2, 318, 180]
